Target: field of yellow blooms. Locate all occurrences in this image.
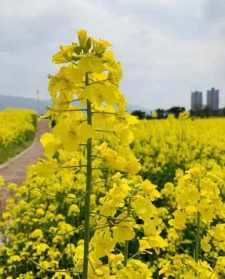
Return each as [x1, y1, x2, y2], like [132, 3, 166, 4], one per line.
[0, 30, 225, 279]
[0, 108, 37, 164]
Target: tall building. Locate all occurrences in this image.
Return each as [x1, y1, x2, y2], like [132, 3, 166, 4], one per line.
[207, 87, 219, 111]
[191, 91, 203, 111]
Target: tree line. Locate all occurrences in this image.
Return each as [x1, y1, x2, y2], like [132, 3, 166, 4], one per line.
[132, 106, 225, 119]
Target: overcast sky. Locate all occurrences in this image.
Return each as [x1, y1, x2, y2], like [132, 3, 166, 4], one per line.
[1, 0, 225, 109]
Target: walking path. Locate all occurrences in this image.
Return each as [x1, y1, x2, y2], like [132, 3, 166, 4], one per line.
[0, 120, 49, 185]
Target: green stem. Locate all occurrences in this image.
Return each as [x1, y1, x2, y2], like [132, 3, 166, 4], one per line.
[195, 211, 200, 262]
[195, 177, 201, 262]
[83, 73, 92, 279]
[124, 197, 131, 266]
[124, 241, 129, 266]
[104, 169, 109, 191]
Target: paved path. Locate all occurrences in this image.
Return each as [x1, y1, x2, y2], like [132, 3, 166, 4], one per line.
[0, 120, 49, 185]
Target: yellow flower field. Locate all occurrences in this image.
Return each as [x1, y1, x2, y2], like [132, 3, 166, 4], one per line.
[0, 30, 224, 278]
[0, 108, 37, 163]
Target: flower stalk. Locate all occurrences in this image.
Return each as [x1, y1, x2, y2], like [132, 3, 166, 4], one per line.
[194, 177, 201, 262]
[83, 73, 92, 279]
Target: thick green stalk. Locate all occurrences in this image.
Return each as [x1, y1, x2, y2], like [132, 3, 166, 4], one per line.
[83, 73, 92, 279]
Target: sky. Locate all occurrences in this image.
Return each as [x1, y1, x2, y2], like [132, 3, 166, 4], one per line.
[0, 0, 225, 110]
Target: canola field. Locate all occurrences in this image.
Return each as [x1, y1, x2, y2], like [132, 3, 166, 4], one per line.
[0, 108, 37, 164]
[0, 30, 225, 279]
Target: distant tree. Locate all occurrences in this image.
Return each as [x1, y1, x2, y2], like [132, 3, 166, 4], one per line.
[131, 110, 146, 119]
[154, 108, 166, 119]
[167, 106, 185, 118]
[190, 106, 222, 117]
[220, 107, 225, 116]
[202, 106, 211, 118]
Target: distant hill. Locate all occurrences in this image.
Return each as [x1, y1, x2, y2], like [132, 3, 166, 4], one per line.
[0, 95, 50, 114]
[0, 94, 147, 114]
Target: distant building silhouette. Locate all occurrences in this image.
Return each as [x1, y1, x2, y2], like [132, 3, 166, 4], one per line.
[191, 91, 203, 111]
[207, 87, 219, 111]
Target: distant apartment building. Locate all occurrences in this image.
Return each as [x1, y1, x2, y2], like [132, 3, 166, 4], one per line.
[207, 87, 219, 111]
[191, 91, 203, 111]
